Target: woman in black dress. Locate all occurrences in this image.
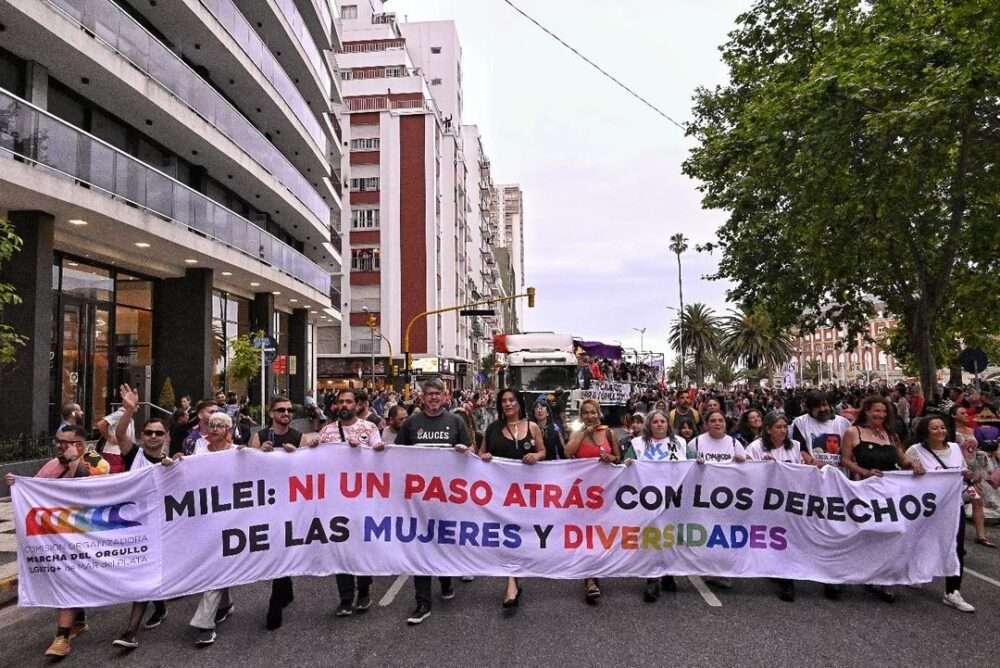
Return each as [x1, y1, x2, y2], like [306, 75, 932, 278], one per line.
[480, 389, 545, 613]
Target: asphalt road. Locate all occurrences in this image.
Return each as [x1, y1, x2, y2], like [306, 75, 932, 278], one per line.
[1, 530, 998, 668]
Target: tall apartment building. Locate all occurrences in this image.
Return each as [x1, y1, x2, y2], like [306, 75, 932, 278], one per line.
[495, 184, 525, 328]
[322, 0, 510, 389]
[0, 0, 344, 436]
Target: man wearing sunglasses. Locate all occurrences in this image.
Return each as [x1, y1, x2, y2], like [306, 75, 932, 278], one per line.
[108, 384, 177, 649]
[248, 397, 306, 630]
[5, 425, 94, 658]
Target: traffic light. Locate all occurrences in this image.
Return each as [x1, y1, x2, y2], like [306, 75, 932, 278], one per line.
[527, 286, 536, 308]
[367, 313, 377, 329]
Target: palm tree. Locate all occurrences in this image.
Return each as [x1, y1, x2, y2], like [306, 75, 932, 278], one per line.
[721, 307, 793, 379]
[668, 233, 689, 382]
[668, 303, 721, 386]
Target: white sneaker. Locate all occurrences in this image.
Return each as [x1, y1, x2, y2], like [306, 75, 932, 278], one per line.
[942, 590, 975, 613]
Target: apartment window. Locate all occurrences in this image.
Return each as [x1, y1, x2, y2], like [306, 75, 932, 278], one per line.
[351, 209, 380, 229]
[431, 46, 442, 54]
[431, 78, 442, 86]
[350, 137, 380, 151]
[341, 5, 358, 19]
[349, 177, 380, 192]
[351, 248, 380, 272]
[384, 66, 406, 78]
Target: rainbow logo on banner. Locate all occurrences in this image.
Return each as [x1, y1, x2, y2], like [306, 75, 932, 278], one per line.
[25, 502, 142, 536]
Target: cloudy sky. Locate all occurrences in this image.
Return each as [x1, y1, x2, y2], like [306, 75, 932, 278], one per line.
[390, 0, 752, 359]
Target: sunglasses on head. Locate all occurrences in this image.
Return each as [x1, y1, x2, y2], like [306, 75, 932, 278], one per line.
[143, 429, 166, 437]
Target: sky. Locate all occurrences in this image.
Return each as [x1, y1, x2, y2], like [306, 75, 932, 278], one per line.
[388, 0, 752, 360]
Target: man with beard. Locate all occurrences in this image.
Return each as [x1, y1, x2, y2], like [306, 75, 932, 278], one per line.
[394, 377, 471, 625]
[790, 390, 851, 601]
[669, 390, 701, 432]
[318, 390, 384, 618]
[111, 385, 177, 649]
[250, 397, 307, 630]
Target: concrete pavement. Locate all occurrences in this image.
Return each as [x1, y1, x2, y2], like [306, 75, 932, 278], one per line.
[0, 529, 997, 668]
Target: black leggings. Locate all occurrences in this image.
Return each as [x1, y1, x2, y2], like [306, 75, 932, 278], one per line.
[945, 509, 966, 593]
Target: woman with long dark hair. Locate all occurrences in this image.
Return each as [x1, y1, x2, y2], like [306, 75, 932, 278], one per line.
[841, 395, 924, 603]
[905, 415, 975, 612]
[530, 398, 566, 460]
[732, 409, 764, 446]
[481, 389, 545, 614]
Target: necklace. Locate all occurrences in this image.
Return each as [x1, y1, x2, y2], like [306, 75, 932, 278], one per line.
[504, 420, 524, 441]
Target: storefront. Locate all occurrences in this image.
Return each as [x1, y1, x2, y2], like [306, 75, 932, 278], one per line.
[48, 255, 154, 433]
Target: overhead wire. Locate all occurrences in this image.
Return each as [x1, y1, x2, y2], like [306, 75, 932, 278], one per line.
[500, 0, 686, 131]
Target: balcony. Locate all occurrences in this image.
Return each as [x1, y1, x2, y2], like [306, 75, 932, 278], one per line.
[345, 96, 430, 114]
[272, 0, 330, 98]
[351, 298, 381, 313]
[46, 0, 330, 228]
[351, 340, 382, 354]
[339, 39, 407, 54]
[0, 88, 330, 294]
[200, 0, 328, 155]
[372, 13, 397, 25]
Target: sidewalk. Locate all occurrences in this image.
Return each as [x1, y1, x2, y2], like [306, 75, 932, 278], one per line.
[0, 499, 16, 605]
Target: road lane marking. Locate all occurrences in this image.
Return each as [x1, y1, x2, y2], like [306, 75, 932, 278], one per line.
[688, 576, 722, 607]
[379, 575, 409, 607]
[965, 568, 1000, 588]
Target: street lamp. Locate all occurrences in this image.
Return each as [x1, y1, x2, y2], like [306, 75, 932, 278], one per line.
[632, 327, 647, 363]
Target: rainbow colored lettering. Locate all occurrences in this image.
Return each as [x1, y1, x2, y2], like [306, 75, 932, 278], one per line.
[25, 502, 142, 536]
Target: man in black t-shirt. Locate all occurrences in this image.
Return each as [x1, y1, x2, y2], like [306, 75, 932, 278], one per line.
[250, 397, 304, 630]
[394, 377, 471, 626]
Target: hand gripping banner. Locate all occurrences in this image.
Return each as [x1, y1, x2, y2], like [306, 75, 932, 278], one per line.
[11, 446, 962, 608]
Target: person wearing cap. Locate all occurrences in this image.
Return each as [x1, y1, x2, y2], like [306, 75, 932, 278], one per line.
[973, 407, 1000, 523]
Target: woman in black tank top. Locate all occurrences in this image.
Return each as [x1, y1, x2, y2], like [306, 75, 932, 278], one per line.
[840, 396, 925, 603]
[480, 389, 545, 614]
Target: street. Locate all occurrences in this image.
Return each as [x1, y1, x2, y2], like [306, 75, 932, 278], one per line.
[1, 530, 997, 668]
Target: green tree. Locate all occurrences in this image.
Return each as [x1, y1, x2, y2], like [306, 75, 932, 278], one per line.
[228, 330, 264, 387]
[668, 303, 721, 386]
[684, 0, 1000, 403]
[721, 307, 793, 375]
[158, 376, 177, 410]
[668, 234, 689, 379]
[704, 353, 737, 388]
[803, 359, 822, 386]
[0, 218, 27, 366]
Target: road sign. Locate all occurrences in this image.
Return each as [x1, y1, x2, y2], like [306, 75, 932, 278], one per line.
[960, 347, 988, 375]
[253, 335, 278, 365]
[460, 309, 496, 316]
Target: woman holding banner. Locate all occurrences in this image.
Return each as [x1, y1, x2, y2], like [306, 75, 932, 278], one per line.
[187, 412, 237, 645]
[623, 409, 682, 602]
[565, 398, 621, 604]
[481, 389, 545, 614]
[841, 396, 924, 603]
[905, 416, 976, 613]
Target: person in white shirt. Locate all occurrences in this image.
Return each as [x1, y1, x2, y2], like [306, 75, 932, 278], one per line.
[906, 415, 975, 613]
[187, 412, 235, 645]
[791, 391, 852, 456]
[317, 390, 384, 618]
[381, 405, 408, 445]
[694, 410, 747, 464]
[746, 412, 816, 465]
[623, 410, 683, 602]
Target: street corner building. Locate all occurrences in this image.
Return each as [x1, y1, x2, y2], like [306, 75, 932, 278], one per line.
[0, 0, 346, 437]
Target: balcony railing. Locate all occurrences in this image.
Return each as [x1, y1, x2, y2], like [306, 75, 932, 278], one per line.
[350, 340, 382, 354]
[46, 0, 329, 226]
[371, 13, 397, 25]
[345, 96, 430, 113]
[339, 39, 406, 54]
[273, 0, 330, 98]
[0, 88, 330, 295]
[351, 298, 381, 313]
[200, 0, 328, 155]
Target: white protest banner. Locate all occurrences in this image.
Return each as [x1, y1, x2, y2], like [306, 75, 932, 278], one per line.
[581, 381, 631, 405]
[11, 446, 961, 608]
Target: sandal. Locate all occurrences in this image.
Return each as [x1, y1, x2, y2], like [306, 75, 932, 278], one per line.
[975, 537, 997, 548]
